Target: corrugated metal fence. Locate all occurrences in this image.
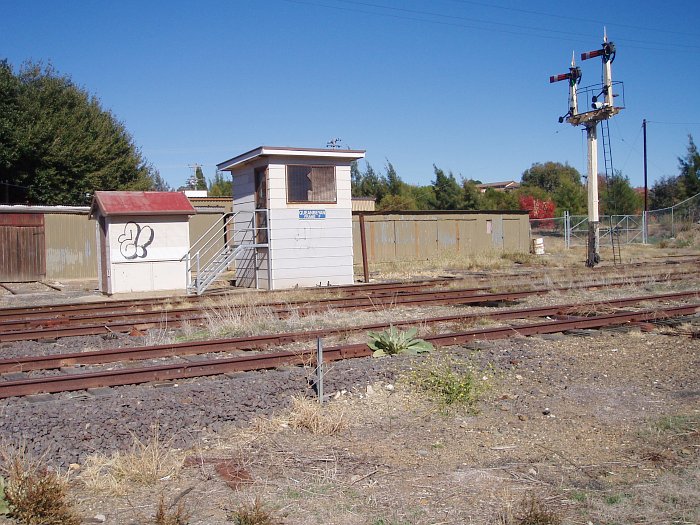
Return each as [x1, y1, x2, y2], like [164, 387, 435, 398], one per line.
[352, 211, 530, 266]
[2, 208, 530, 282]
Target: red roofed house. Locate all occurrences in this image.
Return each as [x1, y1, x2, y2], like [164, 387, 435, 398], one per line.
[89, 191, 196, 294]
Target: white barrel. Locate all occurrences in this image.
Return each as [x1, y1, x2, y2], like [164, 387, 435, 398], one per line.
[532, 237, 545, 255]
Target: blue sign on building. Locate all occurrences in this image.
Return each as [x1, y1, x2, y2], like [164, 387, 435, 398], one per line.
[299, 209, 326, 219]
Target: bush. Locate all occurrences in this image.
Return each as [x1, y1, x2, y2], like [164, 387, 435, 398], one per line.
[2, 453, 80, 525]
[405, 354, 486, 411]
[229, 497, 281, 525]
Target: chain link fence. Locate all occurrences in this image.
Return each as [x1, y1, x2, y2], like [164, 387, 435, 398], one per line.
[529, 191, 700, 250]
[645, 192, 700, 245]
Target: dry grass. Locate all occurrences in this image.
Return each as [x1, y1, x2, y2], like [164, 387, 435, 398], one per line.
[153, 493, 191, 525]
[229, 496, 282, 525]
[78, 426, 184, 495]
[0, 445, 80, 525]
[252, 396, 346, 436]
[366, 250, 519, 280]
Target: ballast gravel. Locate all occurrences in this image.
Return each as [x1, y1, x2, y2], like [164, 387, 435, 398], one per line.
[0, 355, 401, 468]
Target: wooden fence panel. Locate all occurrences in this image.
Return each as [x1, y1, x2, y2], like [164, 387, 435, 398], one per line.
[0, 214, 46, 282]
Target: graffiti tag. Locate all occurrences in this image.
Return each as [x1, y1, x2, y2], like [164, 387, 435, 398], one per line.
[118, 222, 154, 260]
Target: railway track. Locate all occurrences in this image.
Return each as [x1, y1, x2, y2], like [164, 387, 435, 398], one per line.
[1, 256, 696, 321]
[2, 288, 698, 375]
[1, 269, 698, 343]
[1, 297, 697, 399]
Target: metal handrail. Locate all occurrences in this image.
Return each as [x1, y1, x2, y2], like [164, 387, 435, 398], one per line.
[181, 211, 237, 264]
[184, 209, 270, 294]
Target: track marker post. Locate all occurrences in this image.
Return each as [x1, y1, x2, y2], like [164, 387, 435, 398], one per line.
[316, 337, 324, 404]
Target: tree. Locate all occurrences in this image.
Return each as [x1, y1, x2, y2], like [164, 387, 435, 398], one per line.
[552, 177, 587, 215]
[601, 171, 642, 215]
[0, 60, 156, 205]
[678, 134, 700, 197]
[351, 161, 362, 197]
[650, 175, 683, 209]
[208, 170, 232, 197]
[151, 171, 172, 192]
[432, 165, 462, 210]
[377, 194, 417, 211]
[461, 179, 482, 210]
[480, 188, 519, 210]
[385, 160, 403, 196]
[352, 162, 388, 202]
[406, 184, 436, 210]
[521, 161, 582, 193]
[193, 166, 207, 190]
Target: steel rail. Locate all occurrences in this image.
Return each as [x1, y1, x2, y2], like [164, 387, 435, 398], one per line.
[2, 257, 697, 320]
[4, 265, 699, 334]
[1, 272, 699, 342]
[1, 302, 698, 399]
[0, 278, 455, 320]
[1, 289, 698, 374]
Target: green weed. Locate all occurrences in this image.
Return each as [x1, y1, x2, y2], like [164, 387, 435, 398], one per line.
[404, 353, 487, 412]
[368, 325, 433, 357]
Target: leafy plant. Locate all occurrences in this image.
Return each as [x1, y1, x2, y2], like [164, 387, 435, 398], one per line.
[368, 325, 433, 357]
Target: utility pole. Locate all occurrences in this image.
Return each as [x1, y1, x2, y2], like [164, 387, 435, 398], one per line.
[550, 29, 624, 267]
[643, 119, 648, 213]
[187, 163, 203, 190]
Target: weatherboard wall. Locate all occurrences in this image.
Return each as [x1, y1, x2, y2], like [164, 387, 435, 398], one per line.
[267, 161, 354, 289]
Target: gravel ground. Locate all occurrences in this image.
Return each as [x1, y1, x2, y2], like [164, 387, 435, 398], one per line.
[0, 265, 698, 525]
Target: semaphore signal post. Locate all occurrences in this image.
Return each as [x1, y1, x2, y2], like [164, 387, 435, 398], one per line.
[550, 29, 624, 267]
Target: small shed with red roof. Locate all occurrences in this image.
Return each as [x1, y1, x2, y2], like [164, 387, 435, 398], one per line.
[89, 191, 196, 294]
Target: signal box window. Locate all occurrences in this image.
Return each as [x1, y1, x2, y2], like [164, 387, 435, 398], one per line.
[287, 165, 336, 203]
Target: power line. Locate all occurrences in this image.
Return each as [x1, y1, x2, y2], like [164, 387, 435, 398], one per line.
[279, 0, 700, 52]
[645, 120, 700, 126]
[444, 0, 700, 40]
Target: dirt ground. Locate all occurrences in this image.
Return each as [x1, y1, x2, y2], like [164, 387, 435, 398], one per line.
[61, 325, 699, 525]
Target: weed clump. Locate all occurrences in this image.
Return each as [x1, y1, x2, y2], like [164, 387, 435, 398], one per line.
[229, 496, 281, 525]
[1, 452, 80, 525]
[404, 353, 487, 412]
[154, 493, 190, 525]
[499, 493, 562, 525]
[79, 425, 183, 494]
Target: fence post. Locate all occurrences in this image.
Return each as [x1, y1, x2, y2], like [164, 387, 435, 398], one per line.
[564, 211, 570, 249]
[316, 337, 324, 404]
[671, 207, 675, 237]
[642, 211, 647, 244]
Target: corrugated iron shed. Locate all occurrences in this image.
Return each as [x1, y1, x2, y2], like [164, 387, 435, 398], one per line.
[89, 191, 196, 218]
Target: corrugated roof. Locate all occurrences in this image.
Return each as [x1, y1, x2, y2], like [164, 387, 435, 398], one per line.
[89, 191, 196, 218]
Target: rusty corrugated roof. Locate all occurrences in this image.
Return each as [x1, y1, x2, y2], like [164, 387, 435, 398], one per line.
[89, 191, 196, 218]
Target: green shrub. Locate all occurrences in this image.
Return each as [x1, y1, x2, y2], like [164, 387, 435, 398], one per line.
[405, 354, 486, 411]
[368, 326, 433, 357]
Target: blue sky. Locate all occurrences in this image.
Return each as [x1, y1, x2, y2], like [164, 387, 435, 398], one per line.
[1, 1, 699, 191]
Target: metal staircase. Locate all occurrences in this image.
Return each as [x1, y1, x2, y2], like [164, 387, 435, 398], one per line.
[183, 211, 268, 295]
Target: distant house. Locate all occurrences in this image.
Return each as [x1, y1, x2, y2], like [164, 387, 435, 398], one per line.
[351, 196, 376, 212]
[476, 181, 521, 193]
